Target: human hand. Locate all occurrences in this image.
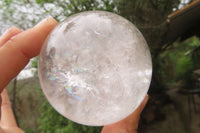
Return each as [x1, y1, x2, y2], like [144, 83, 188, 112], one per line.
[0, 18, 58, 92]
[0, 18, 58, 133]
[0, 18, 148, 133]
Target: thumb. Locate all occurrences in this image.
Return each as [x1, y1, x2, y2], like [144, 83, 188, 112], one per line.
[101, 94, 149, 133]
[0, 89, 17, 127]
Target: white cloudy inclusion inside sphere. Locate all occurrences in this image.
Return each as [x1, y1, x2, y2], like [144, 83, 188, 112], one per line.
[38, 11, 152, 126]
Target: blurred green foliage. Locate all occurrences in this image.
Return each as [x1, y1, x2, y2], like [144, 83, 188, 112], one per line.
[158, 36, 200, 88]
[38, 94, 102, 133]
[32, 56, 39, 69]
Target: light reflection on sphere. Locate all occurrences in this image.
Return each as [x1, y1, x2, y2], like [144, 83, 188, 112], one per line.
[38, 11, 152, 126]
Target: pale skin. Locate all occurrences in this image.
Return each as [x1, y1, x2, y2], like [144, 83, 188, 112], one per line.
[0, 18, 148, 133]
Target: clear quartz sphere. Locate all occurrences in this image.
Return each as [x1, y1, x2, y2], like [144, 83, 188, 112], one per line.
[38, 11, 152, 126]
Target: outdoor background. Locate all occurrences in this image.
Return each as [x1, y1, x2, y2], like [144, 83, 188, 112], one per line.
[0, 0, 200, 133]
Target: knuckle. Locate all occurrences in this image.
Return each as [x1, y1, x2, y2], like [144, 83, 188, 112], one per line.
[1, 101, 11, 109]
[6, 27, 22, 35]
[6, 35, 17, 45]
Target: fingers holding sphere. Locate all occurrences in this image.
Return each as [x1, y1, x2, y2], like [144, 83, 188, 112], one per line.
[0, 18, 58, 92]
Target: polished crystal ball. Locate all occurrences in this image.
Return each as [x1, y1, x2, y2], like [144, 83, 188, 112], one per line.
[38, 11, 152, 126]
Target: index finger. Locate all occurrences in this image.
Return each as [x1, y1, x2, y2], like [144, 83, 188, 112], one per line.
[0, 18, 58, 92]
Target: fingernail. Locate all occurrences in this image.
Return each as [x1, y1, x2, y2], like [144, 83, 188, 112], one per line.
[34, 18, 49, 27]
[34, 17, 56, 28]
